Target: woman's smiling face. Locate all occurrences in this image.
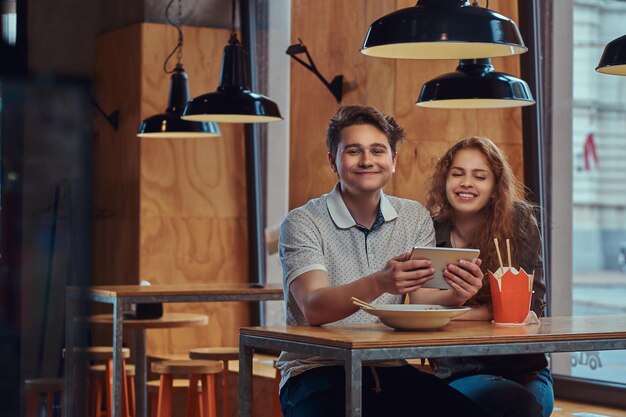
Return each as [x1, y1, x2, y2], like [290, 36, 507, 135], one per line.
[445, 148, 496, 217]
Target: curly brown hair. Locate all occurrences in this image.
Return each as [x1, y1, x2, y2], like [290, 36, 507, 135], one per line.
[426, 136, 536, 278]
[326, 105, 405, 161]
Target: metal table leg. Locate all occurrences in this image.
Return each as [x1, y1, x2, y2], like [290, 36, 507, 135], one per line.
[345, 351, 362, 417]
[133, 328, 147, 417]
[112, 299, 125, 417]
[64, 292, 75, 417]
[238, 336, 254, 417]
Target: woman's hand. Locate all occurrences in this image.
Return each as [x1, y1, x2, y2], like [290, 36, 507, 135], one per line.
[443, 258, 483, 305]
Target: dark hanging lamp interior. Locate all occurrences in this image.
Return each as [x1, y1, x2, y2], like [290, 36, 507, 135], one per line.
[416, 59, 535, 109]
[137, 0, 220, 138]
[182, 0, 282, 123]
[361, 0, 527, 60]
[596, 34, 626, 76]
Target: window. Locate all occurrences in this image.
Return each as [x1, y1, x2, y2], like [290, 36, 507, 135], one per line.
[551, 0, 626, 395]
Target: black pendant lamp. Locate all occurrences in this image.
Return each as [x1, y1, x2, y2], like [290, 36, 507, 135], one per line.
[182, 0, 282, 123]
[417, 59, 535, 109]
[596, 34, 626, 76]
[138, 64, 220, 138]
[361, 0, 526, 60]
[137, 0, 220, 138]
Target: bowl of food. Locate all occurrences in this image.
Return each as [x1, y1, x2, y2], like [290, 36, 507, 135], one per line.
[360, 304, 470, 331]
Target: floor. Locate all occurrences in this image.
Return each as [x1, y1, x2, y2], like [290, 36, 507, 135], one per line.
[554, 399, 626, 417]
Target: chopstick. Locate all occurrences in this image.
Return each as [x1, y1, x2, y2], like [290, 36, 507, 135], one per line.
[351, 297, 374, 309]
[506, 238, 512, 269]
[494, 238, 505, 271]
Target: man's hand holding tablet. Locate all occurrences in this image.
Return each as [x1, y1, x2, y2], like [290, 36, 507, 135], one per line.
[409, 247, 481, 290]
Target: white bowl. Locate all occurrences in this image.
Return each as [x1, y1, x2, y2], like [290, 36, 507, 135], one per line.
[361, 304, 470, 331]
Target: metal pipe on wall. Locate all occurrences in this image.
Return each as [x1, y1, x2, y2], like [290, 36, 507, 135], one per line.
[240, 0, 266, 325]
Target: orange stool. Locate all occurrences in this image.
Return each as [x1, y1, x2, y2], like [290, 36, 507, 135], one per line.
[90, 364, 136, 417]
[25, 378, 64, 417]
[65, 347, 132, 417]
[151, 360, 223, 417]
[147, 379, 203, 417]
[188, 347, 238, 417]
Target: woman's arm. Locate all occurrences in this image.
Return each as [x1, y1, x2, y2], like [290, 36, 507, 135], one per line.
[454, 304, 492, 321]
[409, 259, 483, 306]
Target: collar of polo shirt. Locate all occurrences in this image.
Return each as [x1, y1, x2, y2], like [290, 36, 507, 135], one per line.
[326, 183, 398, 229]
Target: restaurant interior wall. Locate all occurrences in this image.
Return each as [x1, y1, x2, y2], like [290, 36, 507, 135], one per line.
[288, 0, 525, 209]
[93, 23, 250, 352]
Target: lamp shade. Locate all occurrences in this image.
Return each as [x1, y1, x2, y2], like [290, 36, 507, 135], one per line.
[417, 59, 535, 109]
[183, 33, 283, 123]
[596, 34, 626, 76]
[138, 64, 220, 138]
[361, 0, 526, 60]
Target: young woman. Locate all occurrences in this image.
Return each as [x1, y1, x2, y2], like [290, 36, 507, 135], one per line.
[425, 136, 554, 417]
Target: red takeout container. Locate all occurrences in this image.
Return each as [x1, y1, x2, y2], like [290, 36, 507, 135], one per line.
[488, 268, 533, 324]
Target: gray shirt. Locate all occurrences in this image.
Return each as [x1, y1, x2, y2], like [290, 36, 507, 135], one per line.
[276, 184, 435, 388]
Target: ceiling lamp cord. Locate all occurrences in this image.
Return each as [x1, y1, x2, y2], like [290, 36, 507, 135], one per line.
[163, 0, 184, 74]
[181, 0, 282, 123]
[136, 0, 221, 138]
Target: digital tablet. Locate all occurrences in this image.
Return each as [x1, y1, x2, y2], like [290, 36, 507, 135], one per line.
[409, 246, 481, 289]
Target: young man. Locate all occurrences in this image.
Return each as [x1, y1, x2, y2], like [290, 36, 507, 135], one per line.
[277, 105, 487, 417]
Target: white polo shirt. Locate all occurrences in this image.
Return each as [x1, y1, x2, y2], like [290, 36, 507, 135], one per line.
[276, 183, 435, 387]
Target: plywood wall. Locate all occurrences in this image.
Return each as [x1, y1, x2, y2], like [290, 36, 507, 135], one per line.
[94, 23, 249, 352]
[138, 24, 250, 351]
[289, 0, 524, 208]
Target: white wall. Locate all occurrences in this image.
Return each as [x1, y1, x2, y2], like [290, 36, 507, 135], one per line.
[264, 0, 290, 326]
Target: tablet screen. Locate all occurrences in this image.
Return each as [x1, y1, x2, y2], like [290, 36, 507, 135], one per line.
[410, 246, 480, 289]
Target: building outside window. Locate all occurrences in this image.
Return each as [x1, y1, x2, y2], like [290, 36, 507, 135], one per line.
[565, 0, 626, 385]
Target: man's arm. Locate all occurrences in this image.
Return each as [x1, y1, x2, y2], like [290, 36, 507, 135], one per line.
[290, 256, 434, 326]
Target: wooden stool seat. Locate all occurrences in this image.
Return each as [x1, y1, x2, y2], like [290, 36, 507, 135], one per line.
[152, 360, 223, 376]
[188, 347, 238, 361]
[90, 363, 135, 375]
[25, 378, 64, 392]
[147, 379, 203, 392]
[149, 353, 190, 361]
[151, 360, 221, 417]
[25, 378, 64, 417]
[64, 346, 130, 361]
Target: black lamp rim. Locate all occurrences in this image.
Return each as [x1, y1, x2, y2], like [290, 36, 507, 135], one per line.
[183, 89, 283, 120]
[418, 85, 534, 101]
[418, 68, 535, 104]
[595, 63, 626, 75]
[362, 4, 525, 52]
[138, 112, 221, 136]
[415, 97, 535, 108]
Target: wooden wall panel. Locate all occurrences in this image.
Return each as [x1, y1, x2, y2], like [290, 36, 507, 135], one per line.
[139, 24, 249, 352]
[290, 0, 524, 207]
[289, 0, 398, 209]
[94, 23, 249, 352]
[94, 25, 142, 287]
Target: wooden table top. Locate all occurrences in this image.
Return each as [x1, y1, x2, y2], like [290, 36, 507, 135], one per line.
[68, 282, 283, 298]
[83, 313, 209, 329]
[241, 315, 626, 349]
